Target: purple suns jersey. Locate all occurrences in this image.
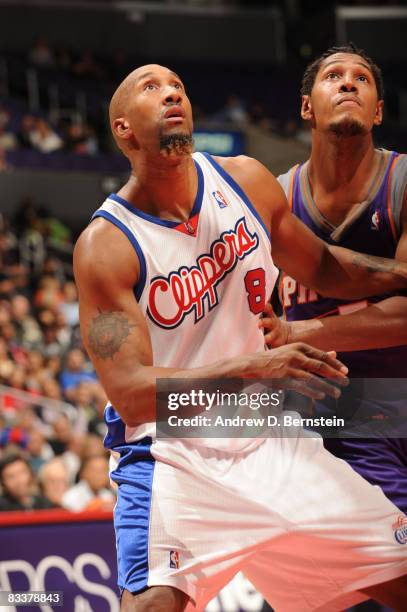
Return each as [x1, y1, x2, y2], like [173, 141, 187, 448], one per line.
[278, 149, 407, 378]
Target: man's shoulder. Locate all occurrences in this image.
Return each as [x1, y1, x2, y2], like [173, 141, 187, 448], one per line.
[212, 155, 281, 196]
[73, 216, 140, 291]
[210, 155, 288, 223]
[213, 154, 268, 176]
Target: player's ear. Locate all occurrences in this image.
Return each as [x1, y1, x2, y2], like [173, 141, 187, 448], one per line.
[373, 99, 384, 126]
[301, 95, 313, 121]
[113, 118, 133, 141]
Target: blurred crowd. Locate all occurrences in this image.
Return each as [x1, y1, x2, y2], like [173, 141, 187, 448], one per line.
[0, 105, 99, 164]
[0, 35, 312, 171]
[0, 201, 116, 514]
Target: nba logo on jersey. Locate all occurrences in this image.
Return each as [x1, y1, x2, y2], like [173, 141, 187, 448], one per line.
[212, 190, 229, 209]
[371, 210, 380, 230]
[169, 550, 180, 568]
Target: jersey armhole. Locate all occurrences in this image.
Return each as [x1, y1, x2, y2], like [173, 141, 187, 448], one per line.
[91, 210, 147, 301]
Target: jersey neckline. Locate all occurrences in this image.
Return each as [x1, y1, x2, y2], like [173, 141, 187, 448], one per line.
[107, 158, 204, 229]
[298, 149, 394, 236]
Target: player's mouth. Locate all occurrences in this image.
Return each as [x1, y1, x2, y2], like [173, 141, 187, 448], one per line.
[163, 106, 186, 123]
[336, 96, 361, 107]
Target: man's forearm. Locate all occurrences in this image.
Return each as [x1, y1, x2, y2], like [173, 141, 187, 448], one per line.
[315, 245, 407, 299]
[109, 353, 262, 427]
[288, 297, 407, 352]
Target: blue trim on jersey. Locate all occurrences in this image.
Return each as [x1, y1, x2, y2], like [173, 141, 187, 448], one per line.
[111, 437, 155, 594]
[201, 152, 271, 241]
[92, 210, 147, 301]
[107, 159, 204, 228]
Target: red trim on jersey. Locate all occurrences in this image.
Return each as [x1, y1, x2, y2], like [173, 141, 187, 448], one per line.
[173, 213, 200, 236]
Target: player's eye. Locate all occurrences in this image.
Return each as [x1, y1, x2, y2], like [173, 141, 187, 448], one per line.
[357, 75, 368, 82]
[173, 82, 183, 90]
[144, 82, 157, 91]
[326, 72, 339, 80]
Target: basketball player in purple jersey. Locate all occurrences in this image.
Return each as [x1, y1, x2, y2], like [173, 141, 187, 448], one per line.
[74, 64, 407, 611]
[262, 44, 407, 513]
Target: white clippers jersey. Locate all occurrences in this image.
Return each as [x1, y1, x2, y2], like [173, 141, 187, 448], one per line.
[93, 152, 278, 447]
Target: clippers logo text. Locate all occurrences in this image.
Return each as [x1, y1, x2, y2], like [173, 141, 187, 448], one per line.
[148, 218, 259, 328]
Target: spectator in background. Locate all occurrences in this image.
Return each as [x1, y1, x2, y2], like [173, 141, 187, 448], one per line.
[26, 429, 54, 473]
[30, 119, 63, 154]
[38, 457, 70, 507]
[17, 115, 37, 150]
[60, 348, 97, 400]
[10, 294, 42, 348]
[41, 377, 63, 402]
[0, 220, 20, 272]
[48, 413, 73, 456]
[43, 355, 62, 381]
[7, 365, 27, 393]
[0, 109, 18, 152]
[0, 337, 14, 382]
[35, 276, 64, 310]
[64, 122, 99, 156]
[42, 256, 67, 287]
[80, 433, 106, 461]
[38, 318, 65, 359]
[0, 454, 55, 511]
[62, 455, 115, 512]
[47, 414, 81, 480]
[55, 47, 72, 71]
[0, 273, 15, 300]
[19, 221, 47, 279]
[83, 125, 99, 156]
[64, 123, 87, 155]
[28, 37, 54, 68]
[71, 382, 98, 435]
[59, 281, 79, 328]
[25, 350, 47, 389]
[11, 266, 31, 299]
[212, 94, 249, 126]
[249, 102, 275, 133]
[72, 51, 104, 79]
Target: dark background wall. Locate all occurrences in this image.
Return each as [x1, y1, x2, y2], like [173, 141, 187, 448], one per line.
[0, 5, 284, 62]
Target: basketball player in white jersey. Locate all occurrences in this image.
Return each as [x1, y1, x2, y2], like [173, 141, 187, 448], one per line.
[74, 65, 407, 611]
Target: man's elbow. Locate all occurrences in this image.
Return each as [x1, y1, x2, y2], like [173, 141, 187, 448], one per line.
[107, 371, 155, 428]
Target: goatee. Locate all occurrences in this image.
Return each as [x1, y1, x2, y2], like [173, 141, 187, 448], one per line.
[329, 118, 366, 137]
[159, 133, 193, 157]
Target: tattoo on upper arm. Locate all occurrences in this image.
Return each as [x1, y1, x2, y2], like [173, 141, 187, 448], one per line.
[88, 310, 136, 360]
[351, 253, 396, 274]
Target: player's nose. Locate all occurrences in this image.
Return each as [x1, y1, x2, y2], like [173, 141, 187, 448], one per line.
[339, 75, 357, 93]
[163, 87, 182, 105]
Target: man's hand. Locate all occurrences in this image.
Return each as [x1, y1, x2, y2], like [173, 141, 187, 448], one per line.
[249, 342, 348, 400]
[259, 302, 292, 348]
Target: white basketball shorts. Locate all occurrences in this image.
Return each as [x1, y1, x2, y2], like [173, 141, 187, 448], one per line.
[111, 427, 407, 611]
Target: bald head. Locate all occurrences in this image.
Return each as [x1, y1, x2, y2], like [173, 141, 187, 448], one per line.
[109, 64, 181, 127]
[108, 64, 193, 159]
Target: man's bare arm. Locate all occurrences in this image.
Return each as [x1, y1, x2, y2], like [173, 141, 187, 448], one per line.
[262, 297, 407, 351]
[74, 218, 347, 427]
